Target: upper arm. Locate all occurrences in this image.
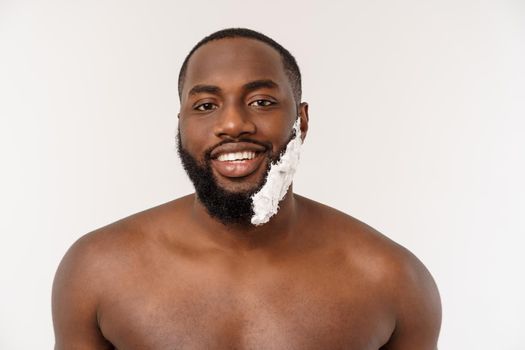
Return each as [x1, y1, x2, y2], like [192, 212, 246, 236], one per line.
[382, 249, 442, 350]
[52, 234, 114, 350]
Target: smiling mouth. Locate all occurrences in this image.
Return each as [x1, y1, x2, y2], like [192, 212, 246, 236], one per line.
[216, 151, 258, 162]
[211, 150, 266, 178]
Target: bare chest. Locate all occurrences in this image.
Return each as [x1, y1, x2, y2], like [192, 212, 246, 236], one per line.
[98, 270, 393, 350]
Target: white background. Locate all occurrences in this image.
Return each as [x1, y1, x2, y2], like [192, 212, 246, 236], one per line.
[1, 0, 524, 348]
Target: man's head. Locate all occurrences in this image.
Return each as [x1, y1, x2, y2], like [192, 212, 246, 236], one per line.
[177, 28, 308, 226]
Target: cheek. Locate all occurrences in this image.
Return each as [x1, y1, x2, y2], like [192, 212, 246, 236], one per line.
[178, 119, 213, 155]
[257, 118, 296, 153]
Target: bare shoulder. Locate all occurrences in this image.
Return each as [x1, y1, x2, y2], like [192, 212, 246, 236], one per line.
[297, 195, 442, 349]
[298, 194, 437, 284]
[54, 195, 193, 287]
[52, 196, 192, 349]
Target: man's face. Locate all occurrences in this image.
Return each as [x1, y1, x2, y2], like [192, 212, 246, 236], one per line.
[178, 38, 306, 203]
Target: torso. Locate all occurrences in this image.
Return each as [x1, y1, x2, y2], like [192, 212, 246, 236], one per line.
[90, 195, 401, 349]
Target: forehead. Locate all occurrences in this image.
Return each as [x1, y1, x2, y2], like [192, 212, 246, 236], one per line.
[182, 38, 291, 97]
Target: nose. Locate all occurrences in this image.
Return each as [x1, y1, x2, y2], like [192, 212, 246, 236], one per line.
[213, 102, 256, 139]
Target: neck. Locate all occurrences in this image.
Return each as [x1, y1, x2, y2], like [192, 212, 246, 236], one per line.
[190, 186, 299, 252]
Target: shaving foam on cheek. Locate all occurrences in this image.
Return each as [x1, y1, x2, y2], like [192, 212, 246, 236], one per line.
[250, 117, 303, 226]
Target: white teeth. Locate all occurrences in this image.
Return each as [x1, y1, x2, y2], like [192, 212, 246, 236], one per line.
[217, 151, 256, 162]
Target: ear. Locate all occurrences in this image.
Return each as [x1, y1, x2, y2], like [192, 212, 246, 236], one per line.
[298, 102, 309, 142]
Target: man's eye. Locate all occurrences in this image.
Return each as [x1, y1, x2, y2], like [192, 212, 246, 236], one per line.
[250, 100, 275, 107]
[195, 103, 217, 111]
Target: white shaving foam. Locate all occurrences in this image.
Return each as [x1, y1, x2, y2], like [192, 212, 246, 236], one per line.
[250, 117, 303, 226]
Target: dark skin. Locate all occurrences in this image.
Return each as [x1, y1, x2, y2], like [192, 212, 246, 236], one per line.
[52, 38, 441, 349]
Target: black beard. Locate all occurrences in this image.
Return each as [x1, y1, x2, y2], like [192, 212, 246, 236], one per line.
[176, 133, 273, 226]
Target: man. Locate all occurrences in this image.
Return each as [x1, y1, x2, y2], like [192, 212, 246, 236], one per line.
[53, 28, 441, 349]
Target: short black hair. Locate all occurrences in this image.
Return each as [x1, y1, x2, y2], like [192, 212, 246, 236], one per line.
[177, 28, 302, 104]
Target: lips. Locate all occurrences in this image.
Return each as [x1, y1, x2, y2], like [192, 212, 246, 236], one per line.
[210, 142, 268, 178]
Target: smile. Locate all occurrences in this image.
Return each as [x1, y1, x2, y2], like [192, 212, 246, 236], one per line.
[217, 151, 257, 162]
[211, 151, 266, 178]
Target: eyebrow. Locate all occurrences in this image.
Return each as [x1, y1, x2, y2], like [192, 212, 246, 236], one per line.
[188, 84, 222, 97]
[242, 79, 279, 92]
[187, 79, 279, 98]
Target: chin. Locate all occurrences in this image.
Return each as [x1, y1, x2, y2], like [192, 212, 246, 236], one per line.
[212, 163, 269, 195]
[215, 177, 265, 195]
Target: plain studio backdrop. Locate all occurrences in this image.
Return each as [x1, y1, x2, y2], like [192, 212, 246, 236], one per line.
[1, 0, 524, 348]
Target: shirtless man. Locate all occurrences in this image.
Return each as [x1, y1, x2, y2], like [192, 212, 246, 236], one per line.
[52, 28, 441, 349]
